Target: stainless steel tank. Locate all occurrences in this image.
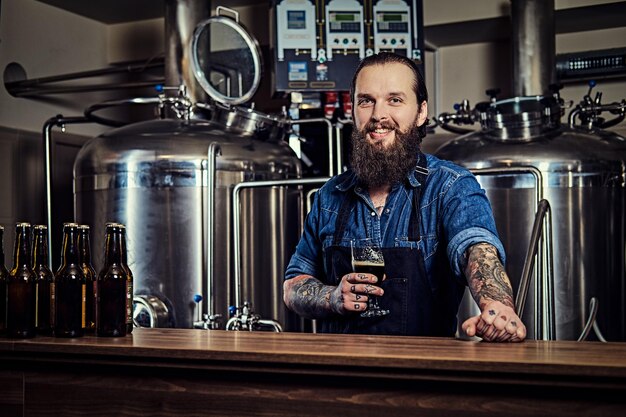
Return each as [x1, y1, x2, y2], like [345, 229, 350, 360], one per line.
[74, 5, 305, 331]
[435, 96, 626, 341]
[74, 107, 302, 329]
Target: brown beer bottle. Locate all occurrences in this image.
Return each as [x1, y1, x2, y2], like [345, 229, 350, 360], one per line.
[32, 225, 54, 336]
[118, 224, 134, 334]
[78, 225, 97, 334]
[54, 223, 85, 338]
[97, 223, 127, 337]
[7, 222, 36, 338]
[0, 226, 9, 336]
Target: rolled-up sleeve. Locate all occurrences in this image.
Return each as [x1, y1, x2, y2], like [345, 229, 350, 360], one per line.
[441, 172, 506, 277]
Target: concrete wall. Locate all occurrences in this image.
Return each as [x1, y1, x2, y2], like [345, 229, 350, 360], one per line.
[0, 0, 110, 137]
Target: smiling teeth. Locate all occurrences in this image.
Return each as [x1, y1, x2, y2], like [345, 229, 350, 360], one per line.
[374, 129, 389, 133]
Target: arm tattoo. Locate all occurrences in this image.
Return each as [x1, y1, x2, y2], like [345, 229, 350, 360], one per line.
[463, 243, 515, 310]
[283, 276, 341, 319]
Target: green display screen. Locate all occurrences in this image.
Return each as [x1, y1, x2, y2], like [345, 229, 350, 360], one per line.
[334, 13, 355, 22]
[383, 13, 404, 22]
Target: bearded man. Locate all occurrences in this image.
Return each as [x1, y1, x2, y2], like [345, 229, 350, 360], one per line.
[283, 52, 526, 342]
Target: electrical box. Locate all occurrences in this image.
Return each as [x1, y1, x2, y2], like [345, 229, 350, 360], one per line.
[271, 0, 424, 94]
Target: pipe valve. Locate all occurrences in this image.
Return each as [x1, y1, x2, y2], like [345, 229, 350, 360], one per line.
[225, 302, 283, 332]
[568, 80, 626, 130]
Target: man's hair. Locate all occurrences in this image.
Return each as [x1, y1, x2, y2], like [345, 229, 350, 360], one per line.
[350, 52, 429, 139]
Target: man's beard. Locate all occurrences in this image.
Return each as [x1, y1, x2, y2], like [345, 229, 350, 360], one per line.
[350, 119, 422, 188]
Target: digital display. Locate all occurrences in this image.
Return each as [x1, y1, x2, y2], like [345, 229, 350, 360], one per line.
[383, 14, 404, 22]
[287, 10, 306, 29]
[333, 13, 356, 22]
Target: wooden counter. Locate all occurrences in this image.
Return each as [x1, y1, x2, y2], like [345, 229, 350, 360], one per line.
[1, 328, 625, 416]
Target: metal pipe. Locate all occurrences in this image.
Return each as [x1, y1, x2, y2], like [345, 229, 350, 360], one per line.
[568, 107, 582, 127]
[258, 319, 283, 332]
[568, 101, 626, 129]
[335, 118, 353, 175]
[5, 62, 164, 96]
[164, 0, 210, 104]
[84, 97, 164, 127]
[433, 46, 442, 119]
[232, 178, 330, 309]
[543, 204, 556, 340]
[305, 186, 321, 334]
[289, 118, 335, 176]
[42, 115, 91, 268]
[577, 297, 599, 342]
[516, 199, 549, 317]
[224, 315, 283, 332]
[306, 188, 319, 214]
[511, 0, 556, 96]
[206, 143, 221, 327]
[435, 114, 475, 135]
[470, 166, 555, 340]
[9, 80, 164, 98]
[470, 166, 543, 208]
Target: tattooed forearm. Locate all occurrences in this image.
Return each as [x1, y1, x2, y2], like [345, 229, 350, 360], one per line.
[283, 275, 342, 319]
[463, 243, 515, 310]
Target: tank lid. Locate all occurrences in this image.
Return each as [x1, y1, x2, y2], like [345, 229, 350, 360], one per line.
[190, 7, 262, 107]
[481, 96, 562, 142]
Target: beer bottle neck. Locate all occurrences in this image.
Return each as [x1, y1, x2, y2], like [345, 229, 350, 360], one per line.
[61, 228, 80, 265]
[13, 225, 32, 268]
[103, 230, 122, 266]
[33, 229, 49, 267]
[79, 231, 92, 265]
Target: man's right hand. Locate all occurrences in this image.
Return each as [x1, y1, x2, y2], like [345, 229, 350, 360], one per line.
[330, 272, 383, 314]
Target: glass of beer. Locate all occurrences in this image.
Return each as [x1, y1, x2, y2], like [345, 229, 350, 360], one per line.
[350, 239, 389, 318]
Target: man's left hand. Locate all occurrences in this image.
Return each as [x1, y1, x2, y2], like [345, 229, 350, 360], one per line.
[462, 300, 526, 342]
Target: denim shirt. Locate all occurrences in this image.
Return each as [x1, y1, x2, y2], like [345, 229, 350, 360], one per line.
[285, 153, 506, 284]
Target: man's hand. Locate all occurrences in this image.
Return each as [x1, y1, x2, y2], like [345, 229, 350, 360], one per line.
[283, 273, 382, 319]
[463, 243, 527, 342]
[330, 272, 383, 314]
[462, 300, 526, 342]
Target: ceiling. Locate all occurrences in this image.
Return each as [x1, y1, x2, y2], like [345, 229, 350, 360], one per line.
[34, 0, 626, 46]
[36, 0, 260, 24]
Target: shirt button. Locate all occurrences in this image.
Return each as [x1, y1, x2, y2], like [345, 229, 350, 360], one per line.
[385, 208, 390, 214]
[371, 211, 376, 216]
[356, 187, 362, 192]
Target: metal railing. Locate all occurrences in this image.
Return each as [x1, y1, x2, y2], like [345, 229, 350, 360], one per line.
[470, 166, 555, 341]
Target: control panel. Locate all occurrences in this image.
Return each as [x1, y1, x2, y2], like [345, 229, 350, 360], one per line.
[325, 0, 365, 61]
[271, 0, 424, 93]
[276, 0, 318, 62]
[373, 0, 414, 58]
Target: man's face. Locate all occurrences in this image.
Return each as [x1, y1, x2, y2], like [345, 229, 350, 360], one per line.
[353, 62, 428, 149]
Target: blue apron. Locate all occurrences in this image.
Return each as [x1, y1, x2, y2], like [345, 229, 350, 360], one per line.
[319, 154, 463, 336]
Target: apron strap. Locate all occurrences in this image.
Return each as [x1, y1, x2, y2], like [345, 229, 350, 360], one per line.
[332, 191, 354, 245]
[408, 152, 429, 242]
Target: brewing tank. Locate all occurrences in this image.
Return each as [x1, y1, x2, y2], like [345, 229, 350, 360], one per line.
[435, 96, 626, 341]
[74, 107, 303, 329]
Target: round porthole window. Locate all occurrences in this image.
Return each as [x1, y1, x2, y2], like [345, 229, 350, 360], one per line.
[190, 7, 262, 107]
